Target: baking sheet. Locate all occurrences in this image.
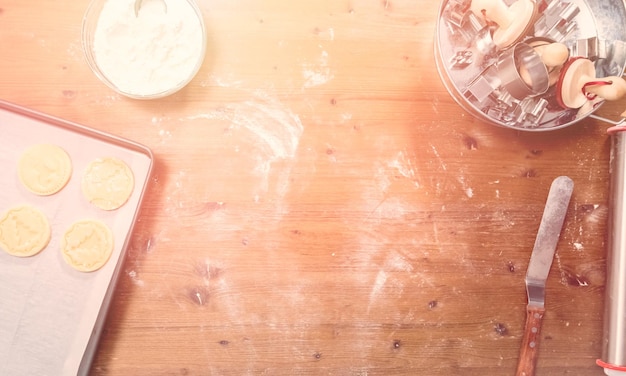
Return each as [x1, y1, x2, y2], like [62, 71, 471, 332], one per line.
[0, 100, 153, 375]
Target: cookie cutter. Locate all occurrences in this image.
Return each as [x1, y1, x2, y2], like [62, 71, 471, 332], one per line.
[435, 0, 626, 131]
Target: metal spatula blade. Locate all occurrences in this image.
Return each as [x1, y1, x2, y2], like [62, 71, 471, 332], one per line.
[515, 176, 574, 376]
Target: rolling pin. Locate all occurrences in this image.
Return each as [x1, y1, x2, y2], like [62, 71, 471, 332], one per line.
[598, 124, 626, 376]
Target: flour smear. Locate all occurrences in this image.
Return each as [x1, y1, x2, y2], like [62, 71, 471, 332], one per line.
[184, 97, 303, 162]
[181, 89, 304, 201]
[302, 50, 334, 88]
[91, 0, 205, 97]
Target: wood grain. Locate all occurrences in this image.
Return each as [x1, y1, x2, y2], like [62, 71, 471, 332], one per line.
[0, 0, 619, 374]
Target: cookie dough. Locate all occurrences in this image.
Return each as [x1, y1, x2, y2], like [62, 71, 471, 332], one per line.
[61, 219, 114, 272]
[0, 205, 51, 257]
[18, 144, 72, 196]
[82, 157, 134, 210]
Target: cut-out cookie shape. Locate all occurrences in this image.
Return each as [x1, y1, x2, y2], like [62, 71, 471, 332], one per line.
[0, 205, 51, 257]
[61, 219, 114, 272]
[82, 157, 134, 211]
[18, 144, 72, 196]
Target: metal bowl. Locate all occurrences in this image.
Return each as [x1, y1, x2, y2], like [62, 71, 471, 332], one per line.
[434, 0, 626, 131]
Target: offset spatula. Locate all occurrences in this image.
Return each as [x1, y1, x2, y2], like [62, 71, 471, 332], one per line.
[516, 176, 574, 376]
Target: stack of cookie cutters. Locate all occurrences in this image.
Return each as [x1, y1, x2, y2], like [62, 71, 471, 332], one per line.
[434, 0, 626, 131]
[435, 1, 626, 374]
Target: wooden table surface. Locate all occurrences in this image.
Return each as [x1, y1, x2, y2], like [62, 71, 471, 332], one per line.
[0, 1, 621, 375]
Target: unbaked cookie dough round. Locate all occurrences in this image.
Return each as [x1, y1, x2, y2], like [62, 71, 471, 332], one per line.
[18, 144, 72, 196]
[0, 205, 51, 257]
[61, 219, 114, 272]
[82, 157, 134, 211]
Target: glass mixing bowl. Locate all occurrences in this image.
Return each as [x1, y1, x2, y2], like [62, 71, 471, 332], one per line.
[82, 0, 207, 99]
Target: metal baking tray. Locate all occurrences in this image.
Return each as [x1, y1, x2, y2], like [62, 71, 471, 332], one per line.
[0, 100, 153, 375]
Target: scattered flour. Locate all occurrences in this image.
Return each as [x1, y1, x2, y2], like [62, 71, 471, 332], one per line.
[92, 0, 205, 96]
[127, 270, 145, 286]
[368, 270, 388, 312]
[161, 89, 304, 215]
[387, 150, 421, 189]
[302, 50, 334, 88]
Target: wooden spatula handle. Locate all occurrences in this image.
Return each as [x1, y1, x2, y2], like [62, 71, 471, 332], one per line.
[516, 306, 546, 376]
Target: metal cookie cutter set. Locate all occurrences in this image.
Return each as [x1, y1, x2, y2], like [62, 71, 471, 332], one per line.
[434, 0, 626, 131]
